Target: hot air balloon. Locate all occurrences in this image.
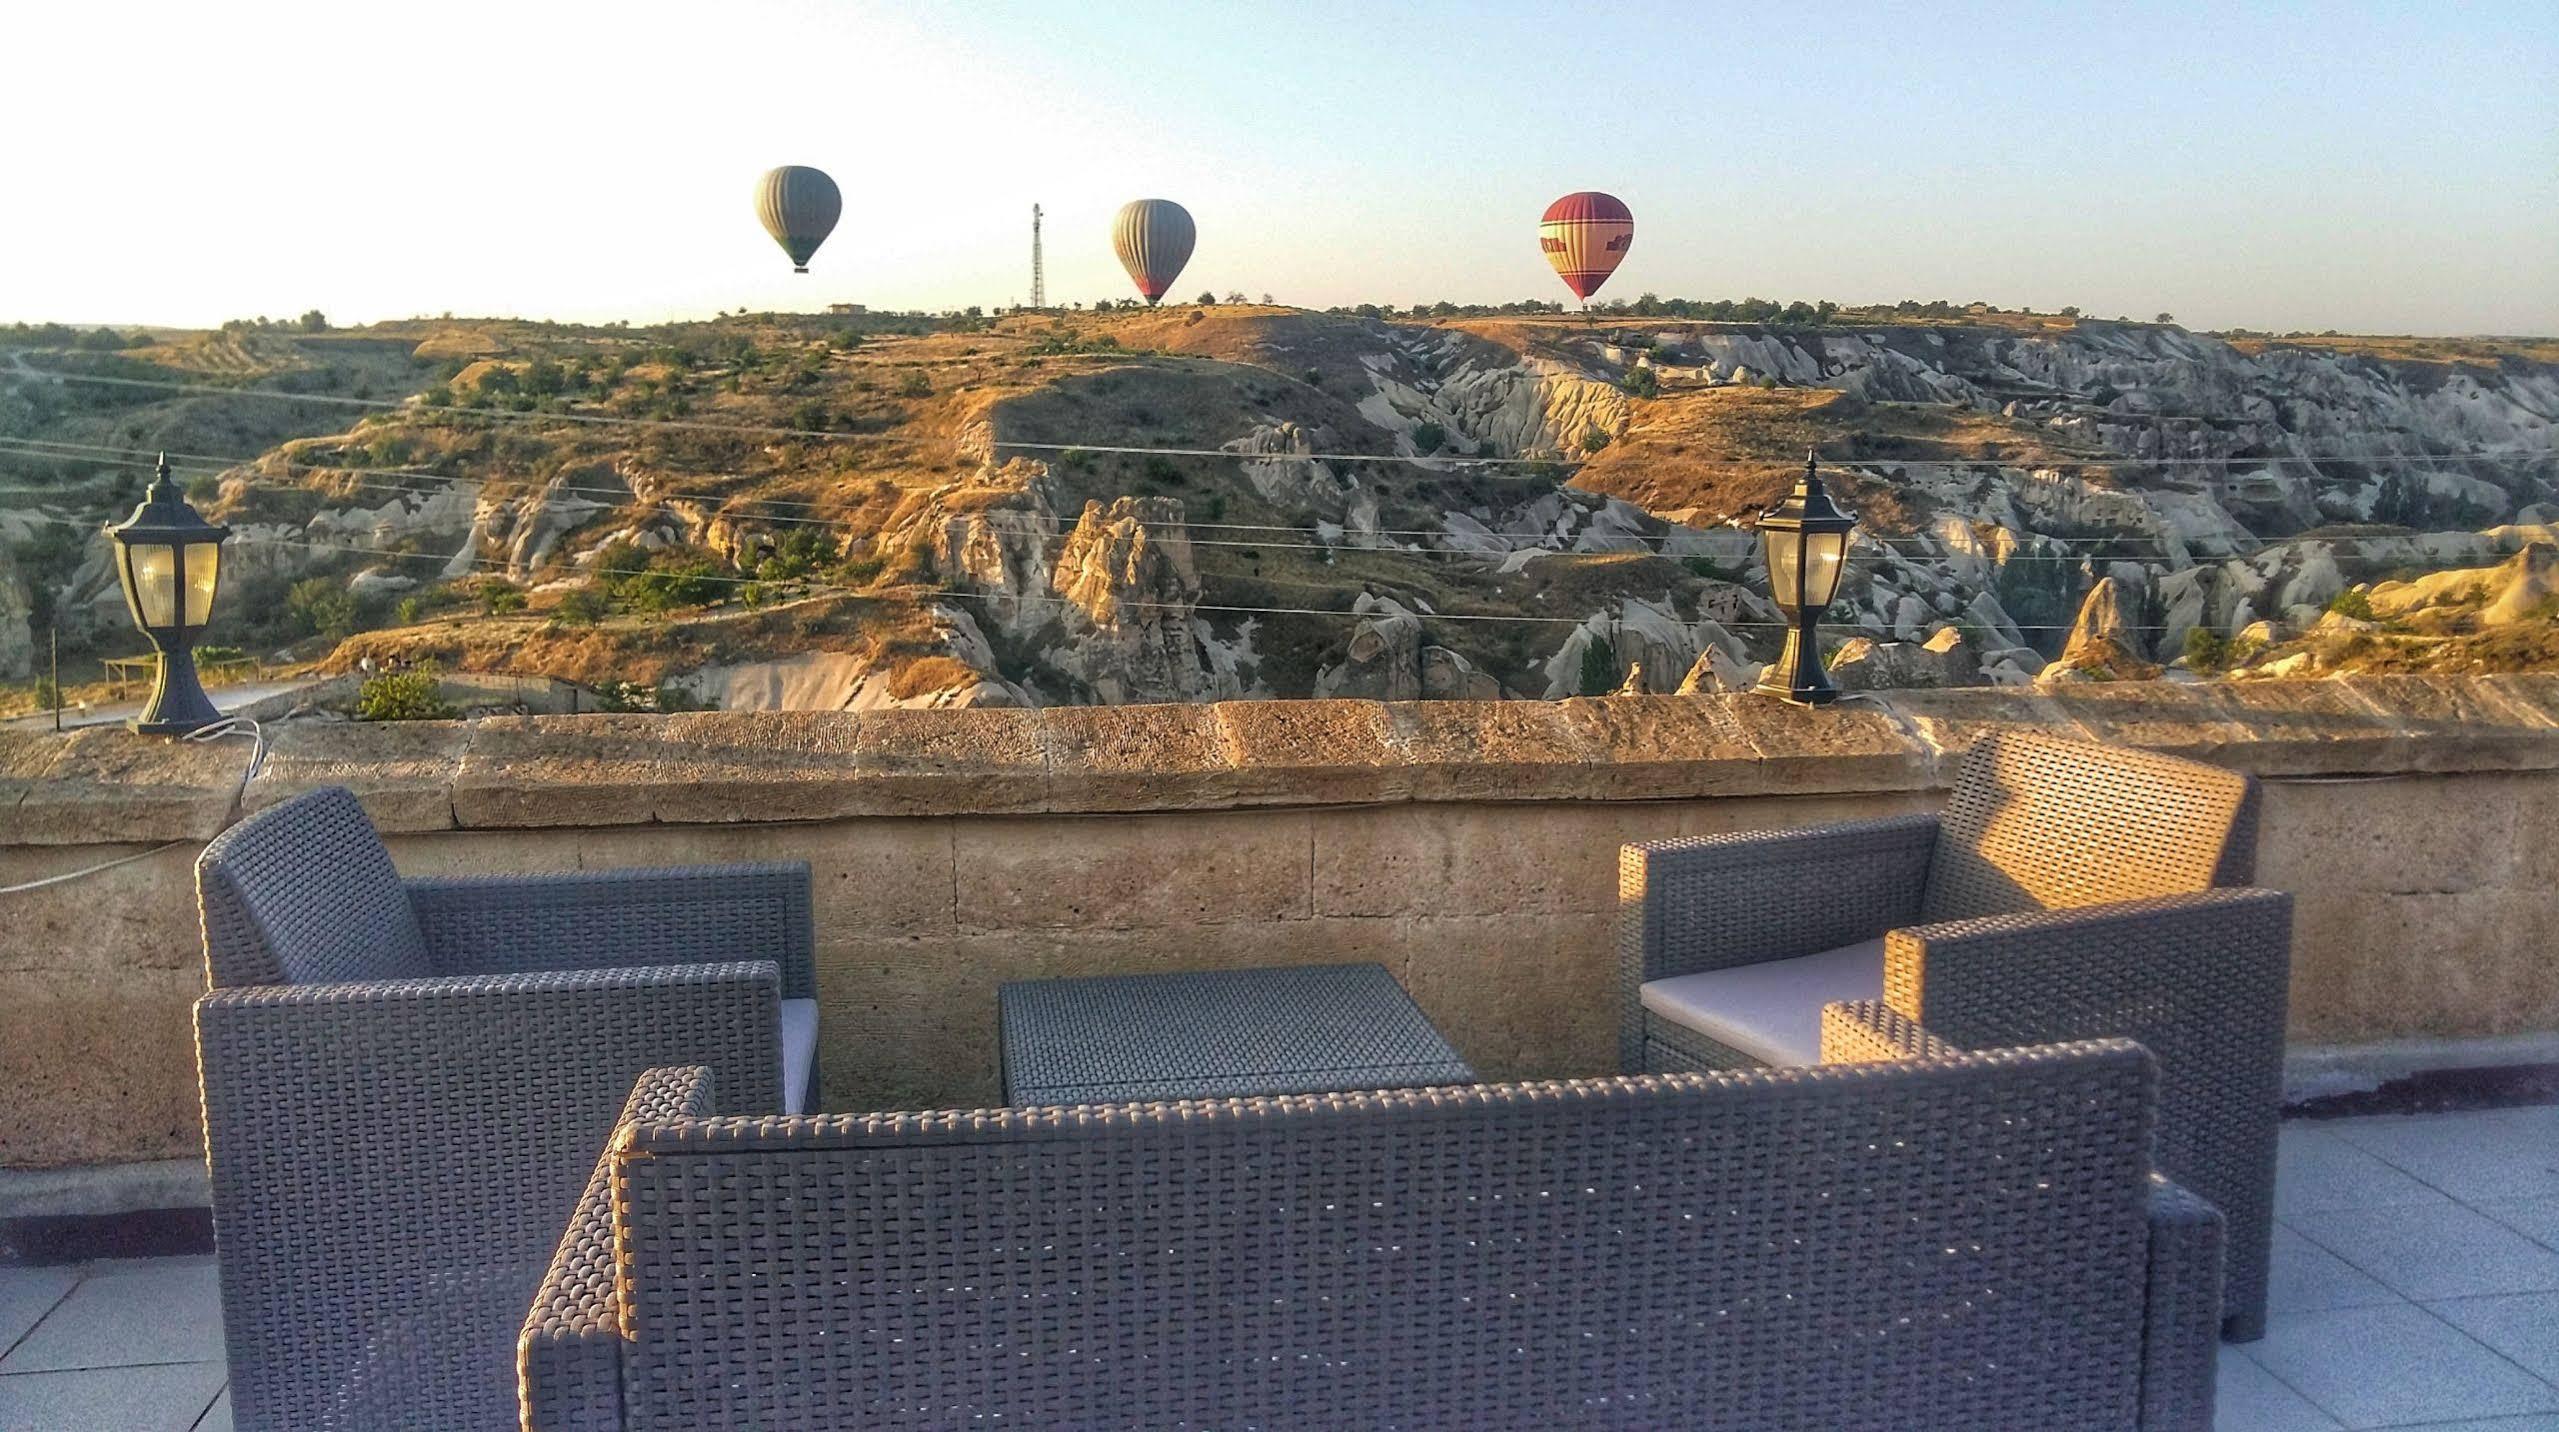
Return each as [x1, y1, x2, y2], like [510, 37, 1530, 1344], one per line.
[1112, 199, 1195, 306]
[755, 166, 842, 274]
[1539, 191, 1633, 303]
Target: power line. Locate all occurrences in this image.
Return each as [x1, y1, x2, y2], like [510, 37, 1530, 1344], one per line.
[11, 363, 2551, 475]
[6, 436, 2546, 570]
[0, 508, 2282, 640]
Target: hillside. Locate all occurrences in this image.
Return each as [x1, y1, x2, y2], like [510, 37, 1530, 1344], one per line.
[2, 305, 2554, 710]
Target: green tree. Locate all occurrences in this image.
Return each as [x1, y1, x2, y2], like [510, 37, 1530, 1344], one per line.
[298, 310, 329, 332]
[1412, 421, 1447, 454]
[1577, 634, 1620, 696]
[1620, 365, 1658, 398]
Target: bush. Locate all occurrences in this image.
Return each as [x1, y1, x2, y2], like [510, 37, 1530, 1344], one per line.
[353, 671, 457, 722]
[394, 596, 425, 626]
[757, 526, 838, 580]
[1620, 364, 1658, 398]
[32, 676, 62, 711]
[286, 577, 359, 641]
[479, 580, 527, 615]
[2326, 587, 2376, 621]
[2182, 627, 2228, 672]
[1580, 423, 1613, 455]
[549, 586, 608, 626]
[895, 370, 931, 398]
[1412, 422, 1447, 455]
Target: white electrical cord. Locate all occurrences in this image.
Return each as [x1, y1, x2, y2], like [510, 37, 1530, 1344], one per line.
[0, 718, 267, 895]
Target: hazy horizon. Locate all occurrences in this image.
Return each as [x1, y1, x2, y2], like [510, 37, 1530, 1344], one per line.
[5, 0, 2553, 336]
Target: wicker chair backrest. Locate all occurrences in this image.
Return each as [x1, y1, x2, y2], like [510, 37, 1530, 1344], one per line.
[605, 1044, 2159, 1430]
[196, 785, 433, 988]
[1921, 731, 2260, 924]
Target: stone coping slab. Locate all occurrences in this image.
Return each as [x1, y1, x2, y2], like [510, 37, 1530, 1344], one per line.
[0, 675, 2552, 843]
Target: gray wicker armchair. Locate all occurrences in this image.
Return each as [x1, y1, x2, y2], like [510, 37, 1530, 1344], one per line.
[194, 785, 819, 1431]
[1619, 730, 2290, 1341]
[524, 1044, 2221, 1431]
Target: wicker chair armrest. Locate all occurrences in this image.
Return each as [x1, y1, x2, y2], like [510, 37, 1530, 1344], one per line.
[1816, 1000, 1966, 1064]
[1885, 887, 2293, 1038]
[407, 862, 815, 999]
[519, 1067, 716, 1432]
[196, 961, 783, 1125]
[1619, 816, 1936, 1071]
[2140, 1175, 2225, 1432]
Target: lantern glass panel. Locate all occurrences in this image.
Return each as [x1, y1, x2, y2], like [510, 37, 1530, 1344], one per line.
[1802, 530, 1850, 609]
[128, 543, 179, 629]
[183, 541, 222, 627]
[1763, 527, 1803, 614]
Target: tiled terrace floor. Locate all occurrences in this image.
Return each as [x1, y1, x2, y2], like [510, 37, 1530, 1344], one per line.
[1, 1107, 2553, 1431]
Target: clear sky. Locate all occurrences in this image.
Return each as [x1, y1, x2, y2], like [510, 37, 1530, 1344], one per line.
[5, 0, 2553, 335]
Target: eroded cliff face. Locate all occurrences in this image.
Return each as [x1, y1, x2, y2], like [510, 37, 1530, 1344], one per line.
[40, 310, 2545, 710]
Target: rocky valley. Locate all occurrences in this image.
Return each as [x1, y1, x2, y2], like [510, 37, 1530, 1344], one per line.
[2, 305, 2554, 715]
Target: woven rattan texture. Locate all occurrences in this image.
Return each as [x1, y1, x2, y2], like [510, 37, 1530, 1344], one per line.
[194, 788, 815, 1429]
[2141, 1176, 2227, 1432]
[1920, 731, 2260, 924]
[1819, 1000, 1960, 1063]
[999, 962, 1474, 1104]
[412, 864, 817, 1000]
[1621, 737, 2281, 1340]
[521, 1067, 717, 1432]
[198, 785, 433, 987]
[1616, 815, 1937, 1071]
[197, 965, 782, 1430]
[1886, 888, 2291, 1340]
[523, 1043, 2211, 1431]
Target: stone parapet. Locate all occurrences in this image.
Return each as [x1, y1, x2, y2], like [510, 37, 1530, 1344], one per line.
[5, 674, 2558, 1170]
[6, 674, 2554, 842]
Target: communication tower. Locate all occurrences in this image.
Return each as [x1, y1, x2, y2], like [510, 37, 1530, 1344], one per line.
[1030, 204, 1045, 311]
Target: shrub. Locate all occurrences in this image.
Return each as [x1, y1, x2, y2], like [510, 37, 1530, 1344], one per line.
[895, 370, 931, 398]
[2182, 627, 2229, 672]
[549, 586, 608, 626]
[479, 580, 527, 615]
[286, 577, 359, 641]
[615, 556, 725, 614]
[353, 671, 457, 722]
[1620, 365, 1658, 398]
[1412, 422, 1447, 455]
[394, 596, 425, 626]
[757, 526, 839, 580]
[1580, 423, 1613, 455]
[32, 676, 62, 711]
[2325, 587, 2376, 621]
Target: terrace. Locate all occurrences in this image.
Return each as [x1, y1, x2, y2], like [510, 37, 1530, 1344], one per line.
[3, 675, 2557, 1429]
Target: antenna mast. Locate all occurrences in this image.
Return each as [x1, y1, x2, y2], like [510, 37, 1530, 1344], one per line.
[1030, 203, 1045, 311]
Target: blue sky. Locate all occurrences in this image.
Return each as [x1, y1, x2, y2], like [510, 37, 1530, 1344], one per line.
[5, 0, 2552, 333]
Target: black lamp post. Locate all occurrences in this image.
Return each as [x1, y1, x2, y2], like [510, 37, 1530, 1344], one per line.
[1752, 449, 1857, 706]
[104, 455, 230, 735]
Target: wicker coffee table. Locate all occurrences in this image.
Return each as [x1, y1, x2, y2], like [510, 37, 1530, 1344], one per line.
[998, 962, 1477, 1105]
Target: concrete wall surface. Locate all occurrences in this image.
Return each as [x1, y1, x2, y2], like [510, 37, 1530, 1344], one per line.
[4, 674, 2557, 1169]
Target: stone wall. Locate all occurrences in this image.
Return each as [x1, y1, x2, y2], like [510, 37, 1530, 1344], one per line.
[5, 675, 2558, 1169]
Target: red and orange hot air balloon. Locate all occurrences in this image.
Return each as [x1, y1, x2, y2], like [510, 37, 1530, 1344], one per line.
[1539, 191, 1633, 304]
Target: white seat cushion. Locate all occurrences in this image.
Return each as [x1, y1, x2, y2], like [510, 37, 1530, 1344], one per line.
[1638, 938, 1884, 1067]
[779, 997, 819, 1115]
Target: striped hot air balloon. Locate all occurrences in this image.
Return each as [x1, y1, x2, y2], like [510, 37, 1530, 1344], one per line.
[1539, 191, 1634, 302]
[1112, 199, 1196, 306]
[755, 166, 842, 274]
